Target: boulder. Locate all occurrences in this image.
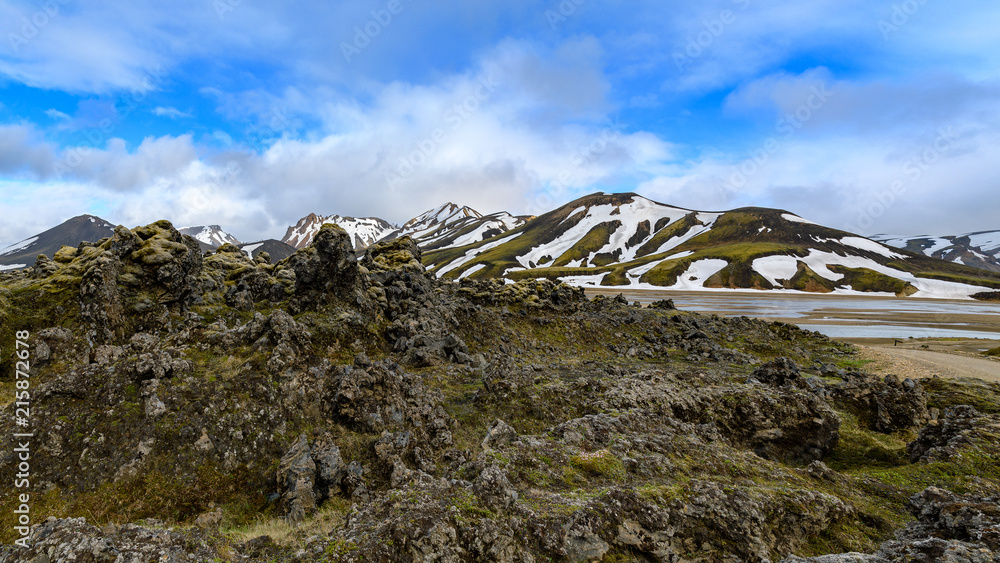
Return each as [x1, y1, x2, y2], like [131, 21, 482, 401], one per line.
[285, 224, 364, 310]
[907, 405, 988, 463]
[276, 434, 319, 521]
[482, 419, 518, 450]
[829, 372, 929, 433]
[751, 357, 803, 387]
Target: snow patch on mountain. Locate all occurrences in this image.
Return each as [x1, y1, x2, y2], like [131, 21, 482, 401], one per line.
[179, 226, 241, 248]
[241, 243, 264, 258]
[782, 213, 816, 224]
[839, 237, 905, 259]
[436, 232, 520, 276]
[751, 250, 986, 299]
[417, 212, 526, 248]
[458, 264, 486, 280]
[393, 203, 481, 240]
[673, 259, 729, 290]
[752, 255, 801, 287]
[968, 232, 1000, 253]
[282, 214, 397, 250]
[515, 197, 696, 268]
[1, 236, 39, 256]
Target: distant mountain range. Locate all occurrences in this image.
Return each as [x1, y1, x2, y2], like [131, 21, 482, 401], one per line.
[277, 204, 531, 251]
[3, 194, 999, 299]
[282, 214, 396, 250]
[178, 225, 242, 248]
[420, 193, 1000, 299]
[872, 232, 1000, 273]
[0, 215, 116, 270]
[0, 217, 296, 268]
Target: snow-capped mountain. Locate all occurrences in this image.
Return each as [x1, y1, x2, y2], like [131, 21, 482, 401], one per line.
[0, 215, 116, 270]
[381, 203, 530, 250]
[5, 198, 999, 299]
[281, 214, 397, 250]
[238, 240, 297, 262]
[178, 225, 242, 248]
[415, 211, 529, 250]
[421, 192, 1000, 299]
[383, 203, 483, 242]
[872, 231, 1000, 273]
[281, 204, 530, 253]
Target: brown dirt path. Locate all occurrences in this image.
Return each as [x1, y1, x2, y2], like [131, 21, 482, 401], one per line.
[856, 345, 1000, 382]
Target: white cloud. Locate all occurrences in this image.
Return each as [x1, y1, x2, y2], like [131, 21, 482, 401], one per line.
[44, 109, 71, 120]
[635, 123, 1000, 237]
[152, 106, 191, 119]
[2, 1, 999, 246]
[0, 124, 57, 178]
[0, 39, 670, 241]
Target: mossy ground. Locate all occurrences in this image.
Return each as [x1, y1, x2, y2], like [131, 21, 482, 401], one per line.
[3, 233, 999, 560]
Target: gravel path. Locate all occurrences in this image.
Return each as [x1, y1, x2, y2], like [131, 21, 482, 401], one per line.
[857, 345, 1000, 382]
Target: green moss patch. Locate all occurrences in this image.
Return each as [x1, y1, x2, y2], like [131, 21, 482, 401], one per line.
[552, 221, 621, 267]
[827, 265, 917, 296]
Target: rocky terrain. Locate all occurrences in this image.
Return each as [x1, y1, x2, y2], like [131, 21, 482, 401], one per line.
[1, 221, 999, 562]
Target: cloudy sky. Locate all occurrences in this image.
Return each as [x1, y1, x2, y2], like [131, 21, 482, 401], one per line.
[1, 0, 998, 245]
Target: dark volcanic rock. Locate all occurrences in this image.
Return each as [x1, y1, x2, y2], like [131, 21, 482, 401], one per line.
[275, 432, 349, 521]
[276, 434, 319, 522]
[907, 405, 991, 463]
[751, 357, 804, 387]
[285, 223, 366, 311]
[458, 277, 587, 311]
[829, 372, 929, 433]
[784, 487, 1000, 562]
[328, 358, 454, 451]
[73, 221, 204, 342]
[0, 517, 229, 562]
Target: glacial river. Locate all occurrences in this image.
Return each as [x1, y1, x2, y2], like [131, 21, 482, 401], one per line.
[584, 289, 1000, 342]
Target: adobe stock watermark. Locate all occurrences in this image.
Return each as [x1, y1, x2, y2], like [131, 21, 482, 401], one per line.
[341, 0, 413, 63]
[7, 0, 71, 54]
[12, 329, 33, 548]
[673, 0, 751, 72]
[213, 0, 244, 21]
[727, 82, 833, 189]
[878, 0, 930, 41]
[527, 118, 627, 215]
[545, 0, 586, 30]
[385, 74, 500, 191]
[848, 127, 957, 233]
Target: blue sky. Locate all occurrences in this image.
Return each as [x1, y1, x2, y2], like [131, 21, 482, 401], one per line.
[1, 0, 999, 244]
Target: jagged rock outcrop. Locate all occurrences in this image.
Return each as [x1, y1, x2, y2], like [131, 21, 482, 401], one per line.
[364, 236, 475, 366]
[458, 277, 587, 310]
[829, 372, 929, 433]
[752, 357, 805, 387]
[275, 433, 349, 521]
[784, 487, 1000, 562]
[478, 362, 840, 465]
[907, 405, 1000, 463]
[327, 356, 455, 452]
[284, 223, 367, 312]
[33, 221, 206, 343]
[0, 517, 231, 562]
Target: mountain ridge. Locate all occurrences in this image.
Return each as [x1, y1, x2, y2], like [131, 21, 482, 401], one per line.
[4, 197, 999, 300]
[0, 215, 116, 269]
[873, 231, 1000, 273]
[422, 192, 1000, 299]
